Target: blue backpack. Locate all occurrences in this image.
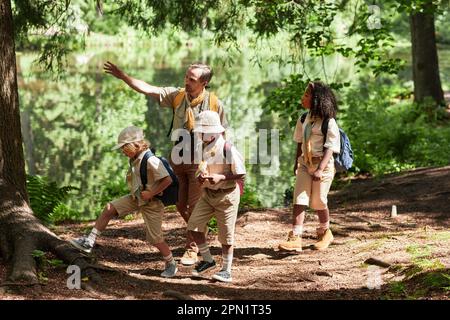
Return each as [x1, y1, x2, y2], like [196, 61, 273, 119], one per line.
[139, 150, 179, 206]
[300, 112, 353, 172]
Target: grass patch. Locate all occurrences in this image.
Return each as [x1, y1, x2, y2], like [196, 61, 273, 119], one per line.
[358, 238, 388, 252]
[387, 269, 450, 299]
[406, 244, 432, 259]
[389, 281, 407, 296]
[428, 231, 450, 242]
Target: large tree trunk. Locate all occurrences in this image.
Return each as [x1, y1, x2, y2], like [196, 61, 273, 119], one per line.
[410, 5, 444, 105]
[0, 0, 98, 287]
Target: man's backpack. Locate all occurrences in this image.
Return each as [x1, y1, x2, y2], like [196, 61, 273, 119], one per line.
[300, 112, 353, 172]
[166, 89, 219, 137]
[140, 150, 179, 206]
[223, 142, 245, 195]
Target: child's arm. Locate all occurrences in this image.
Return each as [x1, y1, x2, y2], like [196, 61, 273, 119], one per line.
[312, 148, 333, 181]
[204, 173, 245, 185]
[294, 142, 302, 175]
[141, 176, 172, 201]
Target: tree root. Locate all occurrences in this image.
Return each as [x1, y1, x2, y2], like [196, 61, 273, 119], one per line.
[364, 257, 391, 268]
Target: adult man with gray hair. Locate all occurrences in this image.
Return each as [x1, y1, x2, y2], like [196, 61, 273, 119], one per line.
[104, 61, 228, 265]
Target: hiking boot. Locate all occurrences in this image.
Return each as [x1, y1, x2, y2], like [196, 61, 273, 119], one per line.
[70, 236, 93, 254]
[278, 231, 302, 252]
[161, 261, 178, 278]
[212, 270, 232, 283]
[312, 228, 334, 250]
[192, 260, 216, 276]
[180, 249, 198, 266]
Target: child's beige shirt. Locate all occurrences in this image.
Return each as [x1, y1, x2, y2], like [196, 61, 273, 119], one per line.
[126, 149, 169, 206]
[293, 113, 340, 157]
[200, 135, 246, 190]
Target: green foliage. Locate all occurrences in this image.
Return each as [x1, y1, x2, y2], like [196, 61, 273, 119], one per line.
[423, 272, 450, 291]
[14, 1, 450, 216]
[343, 81, 450, 174]
[387, 269, 450, 299]
[239, 183, 263, 210]
[389, 281, 407, 295]
[27, 175, 79, 224]
[403, 244, 445, 278]
[261, 74, 309, 129]
[207, 217, 218, 234]
[93, 176, 129, 214]
[262, 74, 352, 129]
[13, 0, 89, 73]
[32, 250, 65, 283]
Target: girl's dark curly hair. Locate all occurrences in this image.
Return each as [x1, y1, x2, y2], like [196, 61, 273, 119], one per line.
[308, 81, 338, 119]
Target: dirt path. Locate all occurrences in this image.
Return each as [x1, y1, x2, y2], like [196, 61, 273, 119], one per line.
[1, 166, 449, 300]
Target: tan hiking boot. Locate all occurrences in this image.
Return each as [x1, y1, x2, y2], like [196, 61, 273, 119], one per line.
[312, 228, 334, 250]
[180, 242, 198, 265]
[278, 231, 302, 252]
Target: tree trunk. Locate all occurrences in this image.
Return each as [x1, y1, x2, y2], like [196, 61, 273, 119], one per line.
[0, 0, 98, 287]
[0, 0, 27, 200]
[410, 6, 444, 105]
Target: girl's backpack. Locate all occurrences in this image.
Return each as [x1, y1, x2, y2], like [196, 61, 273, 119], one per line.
[140, 150, 179, 206]
[300, 112, 353, 172]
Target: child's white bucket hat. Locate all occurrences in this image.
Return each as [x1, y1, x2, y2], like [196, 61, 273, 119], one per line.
[193, 111, 225, 134]
[112, 126, 144, 150]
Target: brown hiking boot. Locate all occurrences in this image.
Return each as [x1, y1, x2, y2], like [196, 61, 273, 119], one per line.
[278, 231, 302, 252]
[312, 228, 334, 250]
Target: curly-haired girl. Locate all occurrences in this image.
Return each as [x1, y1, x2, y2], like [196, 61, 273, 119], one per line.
[278, 81, 340, 252]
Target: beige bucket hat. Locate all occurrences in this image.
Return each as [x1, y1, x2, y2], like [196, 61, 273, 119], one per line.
[193, 111, 225, 134]
[112, 126, 144, 150]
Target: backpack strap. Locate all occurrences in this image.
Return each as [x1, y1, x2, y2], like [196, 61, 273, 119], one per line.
[139, 150, 154, 190]
[223, 141, 232, 160]
[300, 111, 308, 124]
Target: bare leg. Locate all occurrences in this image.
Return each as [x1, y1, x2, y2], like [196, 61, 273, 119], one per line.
[153, 241, 172, 257]
[190, 230, 207, 246]
[222, 244, 232, 256]
[94, 203, 118, 232]
[183, 164, 203, 250]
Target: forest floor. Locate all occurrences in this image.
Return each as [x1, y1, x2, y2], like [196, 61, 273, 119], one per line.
[1, 166, 449, 300]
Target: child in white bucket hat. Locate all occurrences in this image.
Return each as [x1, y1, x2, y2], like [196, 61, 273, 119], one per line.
[70, 126, 178, 278]
[187, 111, 246, 283]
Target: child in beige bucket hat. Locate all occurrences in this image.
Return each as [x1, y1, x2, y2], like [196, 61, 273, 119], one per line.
[187, 111, 246, 283]
[70, 126, 178, 278]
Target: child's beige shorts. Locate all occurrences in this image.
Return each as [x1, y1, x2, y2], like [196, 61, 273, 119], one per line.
[110, 195, 165, 245]
[293, 156, 335, 210]
[187, 186, 240, 245]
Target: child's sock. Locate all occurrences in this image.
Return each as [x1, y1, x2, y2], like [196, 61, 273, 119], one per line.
[163, 253, 175, 265]
[293, 225, 303, 236]
[198, 243, 214, 263]
[319, 221, 330, 231]
[87, 228, 101, 245]
[221, 253, 233, 273]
